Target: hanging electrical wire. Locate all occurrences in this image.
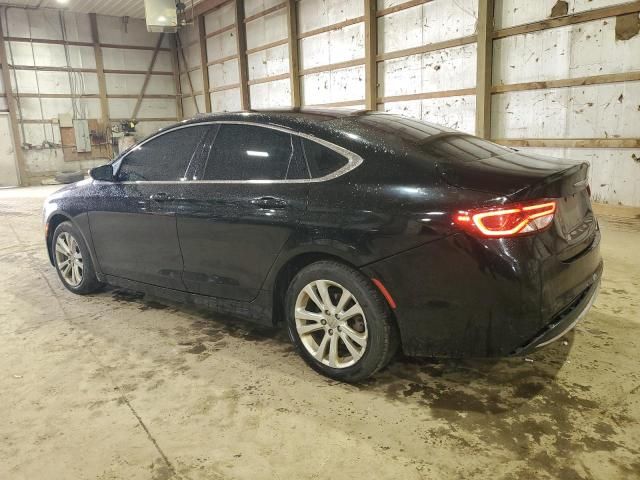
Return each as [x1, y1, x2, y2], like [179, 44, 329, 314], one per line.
[25, 9, 51, 147]
[4, 7, 28, 147]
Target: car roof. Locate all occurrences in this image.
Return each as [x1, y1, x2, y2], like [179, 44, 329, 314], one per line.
[174, 109, 458, 147]
[178, 108, 371, 132]
[186, 108, 368, 122]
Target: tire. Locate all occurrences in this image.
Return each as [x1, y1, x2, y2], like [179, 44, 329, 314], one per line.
[52, 221, 103, 294]
[285, 260, 399, 382]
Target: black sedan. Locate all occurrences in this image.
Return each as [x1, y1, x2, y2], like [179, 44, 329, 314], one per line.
[44, 110, 602, 382]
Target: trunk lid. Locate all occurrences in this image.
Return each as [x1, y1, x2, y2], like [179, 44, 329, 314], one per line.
[433, 140, 586, 199]
[431, 136, 595, 256]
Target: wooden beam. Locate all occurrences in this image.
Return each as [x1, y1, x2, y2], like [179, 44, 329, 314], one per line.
[104, 69, 173, 75]
[247, 72, 290, 86]
[3, 35, 172, 51]
[246, 38, 288, 55]
[110, 117, 179, 122]
[494, 138, 640, 149]
[180, 65, 202, 74]
[113, 94, 178, 99]
[300, 58, 365, 76]
[378, 87, 476, 104]
[0, 8, 28, 185]
[190, 0, 233, 17]
[234, 0, 250, 110]
[198, 16, 212, 113]
[244, 2, 286, 23]
[304, 99, 365, 108]
[13, 93, 100, 99]
[475, 0, 494, 139]
[211, 83, 241, 93]
[377, 0, 433, 17]
[89, 13, 110, 126]
[286, 0, 301, 107]
[131, 34, 165, 121]
[376, 35, 476, 62]
[5, 65, 98, 74]
[4, 36, 91, 47]
[364, 0, 377, 110]
[0, 92, 176, 99]
[100, 43, 171, 52]
[176, 32, 200, 114]
[492, 71, 640, 93]
[206, 24, 236, 39]
[170, 34, 183, 120]
[207, 54, 238, 66]
[298, 16, 365, 39]
[493, 1, 640, 39]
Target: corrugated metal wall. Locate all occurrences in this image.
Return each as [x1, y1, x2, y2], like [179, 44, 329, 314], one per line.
[178, 0, 640, 207]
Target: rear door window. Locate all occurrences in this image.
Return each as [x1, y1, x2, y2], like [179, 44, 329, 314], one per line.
[201, 124, 308, 181]
[301, 138, 348, 178]
[117, 125, 208, 181]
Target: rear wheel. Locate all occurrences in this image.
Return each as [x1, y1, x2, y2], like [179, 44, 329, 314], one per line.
[286, 261, 398, 382]
[53, 222, 103, 294]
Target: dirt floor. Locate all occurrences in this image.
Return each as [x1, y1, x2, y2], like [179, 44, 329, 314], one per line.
[1, 186, 639, 480]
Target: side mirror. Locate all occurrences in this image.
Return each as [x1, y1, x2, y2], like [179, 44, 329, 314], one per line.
[89, 164, 114, 182]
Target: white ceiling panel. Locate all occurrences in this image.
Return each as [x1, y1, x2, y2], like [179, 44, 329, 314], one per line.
[0, 0, 206, 19]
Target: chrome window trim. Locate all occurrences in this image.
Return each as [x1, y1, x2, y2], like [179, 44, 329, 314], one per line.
[115, 120, 363, 185]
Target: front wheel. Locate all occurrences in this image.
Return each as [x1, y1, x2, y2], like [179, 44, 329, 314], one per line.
[52, 221, 103, 294]
[285, 261, 398, 382]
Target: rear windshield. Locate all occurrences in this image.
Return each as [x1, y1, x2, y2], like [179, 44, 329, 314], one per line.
[351, 114, 514, 162]
[425, 135, 515, 163]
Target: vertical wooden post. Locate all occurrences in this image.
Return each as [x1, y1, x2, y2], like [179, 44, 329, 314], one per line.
[170, 34, 184, 121]
[0, 8, 28, 185]
[89, 13, 110, 125]
[234, 0, 250, 110]
[198, 15, 212, 113]
[286, 0, 301, 108]
[475, 0, 494, 139]
[364, 0, 377, 111]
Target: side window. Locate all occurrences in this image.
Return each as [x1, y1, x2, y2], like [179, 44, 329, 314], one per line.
[202, 125, 306, 181]
[301, 138, 348, 178]
[117, 126, 209, 181]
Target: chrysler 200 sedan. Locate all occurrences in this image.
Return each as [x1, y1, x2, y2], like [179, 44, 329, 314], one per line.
[44, 110, 602, 382]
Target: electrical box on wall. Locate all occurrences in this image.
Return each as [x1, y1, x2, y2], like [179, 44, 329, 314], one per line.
[144, 0, 178, 33]
[73, 120, 91, 153]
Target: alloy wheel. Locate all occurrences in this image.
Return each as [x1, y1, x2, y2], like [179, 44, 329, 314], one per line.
[294, 279, 368, 368]
[55, 232, 83, 287]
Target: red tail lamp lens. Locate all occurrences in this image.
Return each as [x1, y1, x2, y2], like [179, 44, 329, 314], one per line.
[454, 200, 557, 238]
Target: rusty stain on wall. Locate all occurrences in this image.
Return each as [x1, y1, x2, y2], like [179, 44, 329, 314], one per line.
[615, 13, 640, 41]
[550, 1, 569, 18]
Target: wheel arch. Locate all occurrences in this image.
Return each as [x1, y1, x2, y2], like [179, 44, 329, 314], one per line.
[270, 251, 399, 336]
[270, 252, 359, 326]
[46, 212, 73, 265]
[46, 212, 100, 277]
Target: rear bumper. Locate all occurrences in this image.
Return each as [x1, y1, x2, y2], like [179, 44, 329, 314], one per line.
[362, 228, 603, 358]
[512, 262, 602, 355]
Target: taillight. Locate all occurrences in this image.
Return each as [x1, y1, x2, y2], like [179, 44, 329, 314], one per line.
[453, 200, 557, 238]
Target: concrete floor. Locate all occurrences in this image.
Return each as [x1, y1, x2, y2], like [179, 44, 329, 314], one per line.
[1, 186, 639, 480]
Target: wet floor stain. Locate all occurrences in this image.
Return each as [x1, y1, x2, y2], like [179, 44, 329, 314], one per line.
[65, 275, 640, 478]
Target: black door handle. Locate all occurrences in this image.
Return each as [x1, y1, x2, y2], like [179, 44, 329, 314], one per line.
[150, 192, 173, 202]
[251, 196, 288, 209]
